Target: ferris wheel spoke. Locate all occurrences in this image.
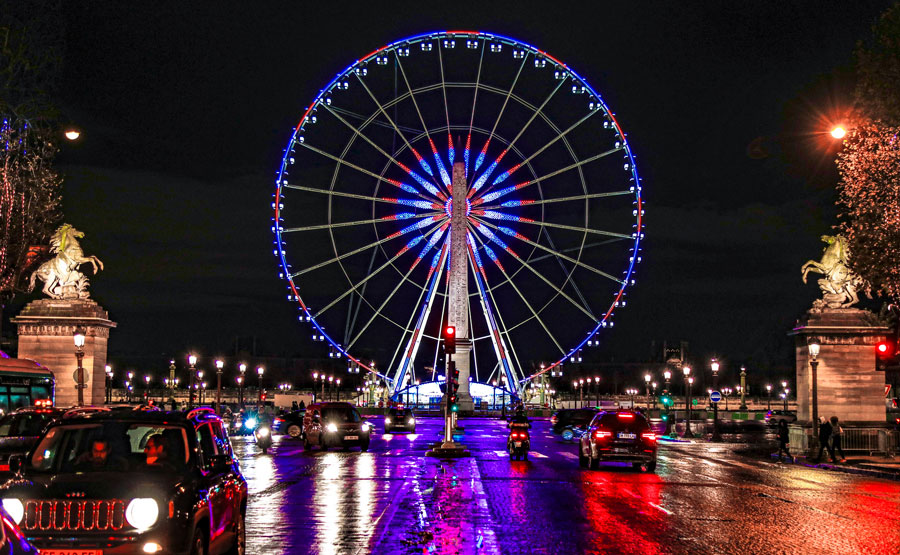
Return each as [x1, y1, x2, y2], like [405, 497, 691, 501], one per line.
[476, 109, 598, 200]
[464, 41, 487, 178]
[321, 103, 446, 200]
[352, 72, 445, 194]
[284, 182, 441, 211]
[472, 216, 626, 285]
[471, 210, 631, 240]
[313, 223, 447, 318]
[469, 54, 530, 181]
[472, 145, 624, 205]
[345, 236, 449, 351]
[468, 230, 566, 356]
[395, 55, 451, 190]
[479, 190, 632, 210]
[289, 216, 444, 279]
[282, 212, 442, 234]
[331, 105, 421, 135]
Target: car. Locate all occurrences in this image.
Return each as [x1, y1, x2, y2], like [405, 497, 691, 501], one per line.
[229, 409, 260, 436]
[0, 406, 247, 555]
[384, 407, 416, 433]
[765, 410, 798, 425]
[550, 408, 599, 436]
[0, 504, 39, 554]
[273, 410, 305, 439]
[0, 404, 66, 481]
[302, 402, 371, 451]
[578, 410, 658, 472]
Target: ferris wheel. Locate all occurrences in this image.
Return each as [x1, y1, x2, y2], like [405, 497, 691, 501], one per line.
[272, 31, 644, 398]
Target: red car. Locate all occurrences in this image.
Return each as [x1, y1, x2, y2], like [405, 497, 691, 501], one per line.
[578, 410, 657, 472]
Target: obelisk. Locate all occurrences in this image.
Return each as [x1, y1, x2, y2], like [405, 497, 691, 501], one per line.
[448, 161, 474, 413]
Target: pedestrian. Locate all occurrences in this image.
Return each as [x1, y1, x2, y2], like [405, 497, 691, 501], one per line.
[776, 419, 793, 463]
[815, 415, 835, 463]
[830, 416, 847, 463]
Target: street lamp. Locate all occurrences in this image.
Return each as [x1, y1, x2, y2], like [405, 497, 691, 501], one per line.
[710, 359, 721, 442]
[830, 125, 846, 139]
[73, 329, 86, 406]
[336, 378, 341, 401]
[644, 373, 652, 409]
[651, 382, 658, 408]
[328, 375, 334, 402]
[127, 371, 134, 403]
[188, 355, 198, 409]
[663, 369, 672, 436]
[144, 375, 151, 402]
[739, 366, 748, 410]
[683, 366, 693, 437]
[215, 359, 224, 415]
[781, 380, 789, 412]
[256, 366, 265, 411]
[766, 384, 772, 411]
[238, 363, 247, 408]
[626, 387, 638, 409]
[105, 364, 113, 404]
[808, 339, 821, 443]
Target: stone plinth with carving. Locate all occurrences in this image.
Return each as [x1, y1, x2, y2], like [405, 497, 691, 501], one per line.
[11, 299, 116, 407]
[788, 308, 889, 426]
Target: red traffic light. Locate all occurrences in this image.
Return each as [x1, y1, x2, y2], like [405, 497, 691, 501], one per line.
[444, 325, 456, 354]
[877, 341, 894, 357]
[445, 326, 455, 336]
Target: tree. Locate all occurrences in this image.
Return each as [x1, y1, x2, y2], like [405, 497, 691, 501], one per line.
[0, 2, 64, 307]
[835, 3, 900, 304]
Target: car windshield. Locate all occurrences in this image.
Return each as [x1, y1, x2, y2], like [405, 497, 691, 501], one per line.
[30, 422, 189, 473]
[392, 409, 410, 417]
[321, 408, 360, 423]
[0, 413, 54, 437]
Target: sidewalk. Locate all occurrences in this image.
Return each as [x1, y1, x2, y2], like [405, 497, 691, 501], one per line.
[770, 452, 900, 481]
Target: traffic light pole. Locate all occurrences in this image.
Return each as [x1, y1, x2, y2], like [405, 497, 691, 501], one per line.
[444, 356, 454, 444]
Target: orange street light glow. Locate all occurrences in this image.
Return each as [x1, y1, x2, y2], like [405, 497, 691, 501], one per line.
[64, 129, 81, 141]
[830, 126, 846, 139]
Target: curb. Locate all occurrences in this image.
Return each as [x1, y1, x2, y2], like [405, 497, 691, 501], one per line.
[769, 454, 900, 482]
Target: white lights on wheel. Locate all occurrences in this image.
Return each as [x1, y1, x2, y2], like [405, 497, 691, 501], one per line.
[384, 418, 392, 425]
[326, 423, 338, 433]
[2, 498, 23, 524]
[125, 498, 159, 531]
[361, 423, 370, 432]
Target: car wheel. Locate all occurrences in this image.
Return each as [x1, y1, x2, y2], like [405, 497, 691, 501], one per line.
[361, 441, 369, 452]
[287, 424, 302, 439]
[646, 461, 657, 473]
[226, 514, 245, 555]
[319, 436, 328, 450]
[303, 435, 313, 450]
[384, 426, 391, 434]
[588, 447, 599, 470]
[561, 428, 575, 441]
[578, 446, 588, 468]
[189, 528, 207, 555]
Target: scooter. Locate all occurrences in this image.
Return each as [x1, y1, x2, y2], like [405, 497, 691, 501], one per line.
[255, 424, 273, 454]
[508, 423, 530, 461]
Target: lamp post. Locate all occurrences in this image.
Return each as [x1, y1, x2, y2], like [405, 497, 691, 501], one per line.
[105, 364, 113, 404]
[73, 329, 86, 406]
[335, 378, 341, 402]
[238, 363, 246, 407]
[711, 359, 721, 442]
[739, 366, 748, 410]
[781, 380, 789, 412]
[197, 371, 204, 405]
[594, 376, 600, 406]
[127, 371, 134, 403]
[663, 370, 672, 436]
[256, 366, 265, 411]
[626, 387, 637, 409]
[215, 359, 224, 415]
[328, 375, 334, 401]
[683, 366, 693, 437]
[492, 380, 497, 411]
[765, 384, 772, 411]
[651, 382, 658, 408]
[644, 373, 652, 409]
[188, 355, 198, 409]
[144, 375, 151, 402]
[579, 378, 585, 408]
[808, 340, 820, 443]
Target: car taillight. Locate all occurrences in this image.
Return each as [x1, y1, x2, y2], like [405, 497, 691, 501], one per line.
[641, 432, 657, 442]
[593, 430, 612, 440]
[550, 417, 558, 425]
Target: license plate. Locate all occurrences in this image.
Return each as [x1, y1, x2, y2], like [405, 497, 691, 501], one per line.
[40, 550, 103, 555]
[514, 442, 522, 447]
[344, 435, 358, 440]
[617, 432, 636, 439]
[613, 447, 630, 453]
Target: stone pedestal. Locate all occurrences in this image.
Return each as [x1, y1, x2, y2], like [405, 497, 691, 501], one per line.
[11, 299, 117, 407]
[453, 340, 475, 414]
[788, 308, 889, 426]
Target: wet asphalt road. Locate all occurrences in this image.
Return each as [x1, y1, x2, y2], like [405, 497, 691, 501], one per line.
[232, 416, 900, 554]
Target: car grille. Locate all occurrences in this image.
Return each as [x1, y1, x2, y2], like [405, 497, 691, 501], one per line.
[23, 499, 127, 532]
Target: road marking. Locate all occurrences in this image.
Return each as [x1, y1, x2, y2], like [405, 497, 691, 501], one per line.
[560, 452, 578, 460]
[530, 451, 548, 458]
[494, 450, 509, 457]
[649, 502, 673, 515]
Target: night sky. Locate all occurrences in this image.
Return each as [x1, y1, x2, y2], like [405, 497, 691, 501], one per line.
[4, 1, 895, 387]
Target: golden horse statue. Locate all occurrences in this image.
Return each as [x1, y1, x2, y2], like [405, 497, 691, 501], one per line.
[801, 235, 870, 309]
[27, 224, 104, 299]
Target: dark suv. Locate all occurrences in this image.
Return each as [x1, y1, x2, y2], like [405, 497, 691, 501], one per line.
[303, 402, 371, 451]
[0, 405, 65, 480]
[550, 408, 599, 439]
[578, 410, 657, 472]
[0, 407, 247, 554]
[384, 407, 416, 434]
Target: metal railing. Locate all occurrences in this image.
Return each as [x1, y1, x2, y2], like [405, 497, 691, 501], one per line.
[789, 426, 898, 458]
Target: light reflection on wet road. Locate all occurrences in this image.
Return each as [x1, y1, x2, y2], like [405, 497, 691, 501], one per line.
[234, 417, 900, 554]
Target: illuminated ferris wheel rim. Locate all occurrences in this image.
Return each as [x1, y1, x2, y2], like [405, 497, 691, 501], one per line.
[272, 30, 644, 384]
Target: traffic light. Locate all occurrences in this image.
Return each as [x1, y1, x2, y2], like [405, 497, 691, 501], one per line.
[448, 360, 460, 391]
[876, 339, 898, 371]
[661, 394, 673, 408]
[444, 325, 456, 354]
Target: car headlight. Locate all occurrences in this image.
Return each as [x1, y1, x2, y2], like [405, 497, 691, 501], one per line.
[257, 427, 270, 437]
[384, 417, 392, 425]
[408, 417, 415, 424]
[245, 418, 257, 429]
[125, 498, 159, 531]
[326, 423, 338, 433]
[2, 498, 23, 524]
[361, 423, 370, 432]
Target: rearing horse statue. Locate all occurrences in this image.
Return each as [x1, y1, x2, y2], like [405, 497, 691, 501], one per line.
[27, 224, 104, 299]
[801, 234, 870, 309]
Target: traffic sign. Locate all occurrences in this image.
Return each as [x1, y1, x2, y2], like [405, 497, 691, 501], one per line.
[710, 391, 722, 403]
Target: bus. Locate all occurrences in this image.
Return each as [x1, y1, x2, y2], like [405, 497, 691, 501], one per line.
[0, 355, 55, 413]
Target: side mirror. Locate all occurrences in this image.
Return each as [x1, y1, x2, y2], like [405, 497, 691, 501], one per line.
[8, 455, 23, 475]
